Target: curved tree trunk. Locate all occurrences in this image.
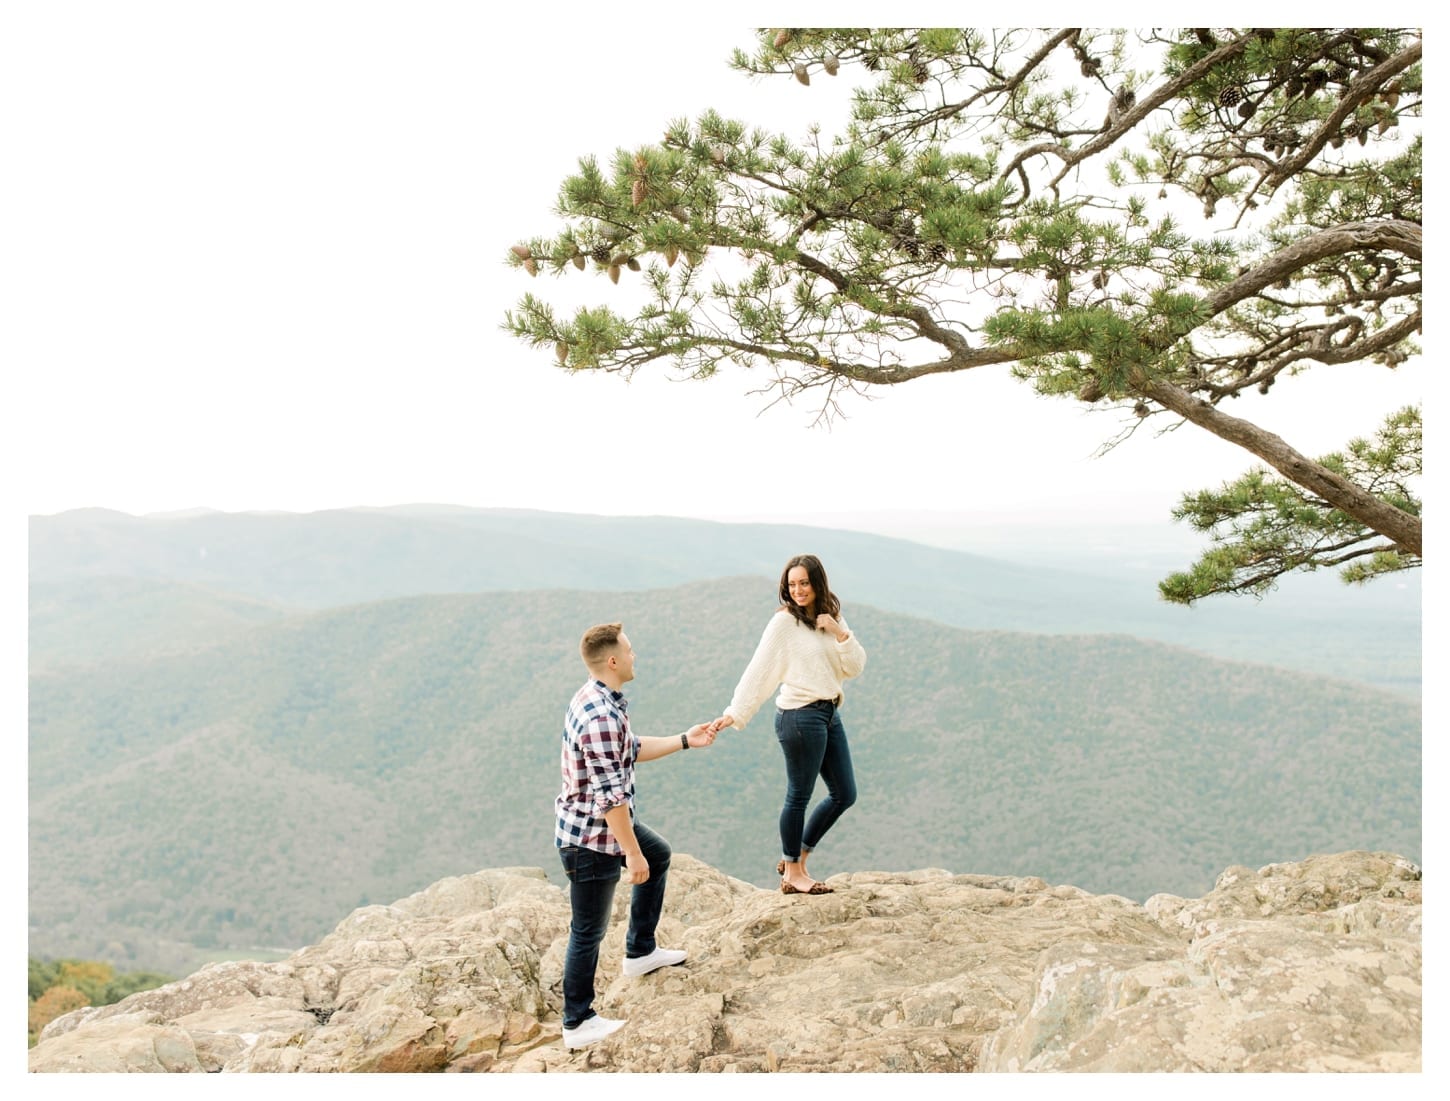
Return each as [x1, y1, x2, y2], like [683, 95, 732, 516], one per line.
[1144, 378, 1422, 556]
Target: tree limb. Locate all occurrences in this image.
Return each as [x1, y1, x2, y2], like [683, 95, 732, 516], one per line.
[1200, 221, 1421, 318]
[1143, 377, 1422, 555]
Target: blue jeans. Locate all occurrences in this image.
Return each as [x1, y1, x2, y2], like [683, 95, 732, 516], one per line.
[775, 700, 857, 862]
[557, 821, 671, 1029]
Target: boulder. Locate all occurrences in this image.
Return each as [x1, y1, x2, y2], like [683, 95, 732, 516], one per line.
[29, 852, 1420, 1073]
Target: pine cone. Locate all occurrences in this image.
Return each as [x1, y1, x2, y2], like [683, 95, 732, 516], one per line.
[1236, 98, 1256, 119]
[626, 257, 641, 271]
[555, 341, 568, 365]
[823, 53, 839, 76]
[664, 245, 679, 267]
[1285, 76, 1303, 98]
[773, 29, 792, 49]
[510, 244, 532, 261]
[1077, 377, 1104, 403]
[591, 243, 612, 264]
[794, 63, 810, 86]
[572, 254, 587, 270]
[522, 258, 537, 277]
[607, 264, 621, 284]
[1218, 86, 1242, 107]
[632, 179, 646, 208]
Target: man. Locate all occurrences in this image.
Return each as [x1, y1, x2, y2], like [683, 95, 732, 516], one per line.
[555, 621, 717, 1050]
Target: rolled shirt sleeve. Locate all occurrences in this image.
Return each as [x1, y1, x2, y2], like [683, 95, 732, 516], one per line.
[579, 714, 634, 817]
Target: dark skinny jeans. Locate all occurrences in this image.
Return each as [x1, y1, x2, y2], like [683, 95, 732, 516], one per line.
[775, 699, 857, 862]
[557, 820, 671, 1029]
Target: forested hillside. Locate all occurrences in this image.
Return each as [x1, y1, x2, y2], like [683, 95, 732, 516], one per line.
[29, 576, 1420, 975]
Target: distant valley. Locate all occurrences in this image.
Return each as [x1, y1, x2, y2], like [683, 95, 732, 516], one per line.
[27, 510, 1421, 974]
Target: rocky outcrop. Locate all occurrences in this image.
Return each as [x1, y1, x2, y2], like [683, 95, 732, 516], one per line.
[30, 851, 1421, 1073]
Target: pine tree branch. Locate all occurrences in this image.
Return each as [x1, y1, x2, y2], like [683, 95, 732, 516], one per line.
[879, 28, 1080, 146]
[1034, 34, 1255, 194]
[1199, 221, 1421, 318]
[1143, 377, 1422, 556]
[1253, 41, 1422, 203]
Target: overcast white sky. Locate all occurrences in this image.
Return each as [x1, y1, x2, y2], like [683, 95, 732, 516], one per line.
[6, 6, 1427, 538]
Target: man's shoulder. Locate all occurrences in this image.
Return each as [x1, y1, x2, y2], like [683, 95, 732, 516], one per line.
[567, 680, 623, 720]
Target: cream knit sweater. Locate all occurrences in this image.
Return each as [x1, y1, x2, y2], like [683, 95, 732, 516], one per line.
[724, 609, 867, 729]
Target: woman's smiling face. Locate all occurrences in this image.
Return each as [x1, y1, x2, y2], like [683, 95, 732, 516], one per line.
[787, 566, 815, 611]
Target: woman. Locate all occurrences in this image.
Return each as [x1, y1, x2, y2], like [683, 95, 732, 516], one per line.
[714, 554, 867, 895]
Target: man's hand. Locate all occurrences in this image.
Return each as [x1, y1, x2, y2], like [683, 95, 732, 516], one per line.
[707, 715, 735, 734]
[815, 613, 848, 641]
[623, 850, 650, 885]
[685, 722, 717, 749]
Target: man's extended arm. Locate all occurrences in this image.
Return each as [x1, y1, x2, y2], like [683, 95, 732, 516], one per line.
[635, 723, 715, 763]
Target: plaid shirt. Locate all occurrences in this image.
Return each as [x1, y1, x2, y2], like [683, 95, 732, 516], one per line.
[554, 679, 638, 854]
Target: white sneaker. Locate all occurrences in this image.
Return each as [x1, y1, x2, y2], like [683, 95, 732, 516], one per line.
[621, 947, 687, 977]
[561, 1014, 626, 1049]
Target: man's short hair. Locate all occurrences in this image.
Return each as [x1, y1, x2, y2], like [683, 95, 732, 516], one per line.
[580, 622, 624, 667]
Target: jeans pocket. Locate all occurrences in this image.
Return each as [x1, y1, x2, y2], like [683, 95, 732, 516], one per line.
[559, 845, 580, 882]
[775, 708, 793, 745]
[560, 845, 620, 885]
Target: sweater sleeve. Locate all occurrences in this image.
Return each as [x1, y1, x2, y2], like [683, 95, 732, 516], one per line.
[725, 612, 792, 730]
[836, 616, 866, 679]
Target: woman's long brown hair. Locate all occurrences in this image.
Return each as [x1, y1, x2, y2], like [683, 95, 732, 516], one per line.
[777, 553, 841, 629]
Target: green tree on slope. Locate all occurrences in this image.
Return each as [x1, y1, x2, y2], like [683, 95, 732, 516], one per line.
[504, 28, 1422, 602]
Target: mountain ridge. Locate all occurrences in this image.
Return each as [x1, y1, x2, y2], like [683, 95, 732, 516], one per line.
[28, 505, 1421, 693]
[29, 576, 1420, 975]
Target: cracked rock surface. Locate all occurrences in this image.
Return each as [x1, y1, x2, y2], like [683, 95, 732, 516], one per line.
[31, 851, 1420, 1073]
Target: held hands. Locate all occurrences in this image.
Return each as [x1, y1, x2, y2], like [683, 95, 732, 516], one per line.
[706, 715, 736, 735]
[684, 722, 718, 749]
[815, 613, 848, 642]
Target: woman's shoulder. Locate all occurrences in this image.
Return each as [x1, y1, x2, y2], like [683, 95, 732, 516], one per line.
[766, 607, 800, 632]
